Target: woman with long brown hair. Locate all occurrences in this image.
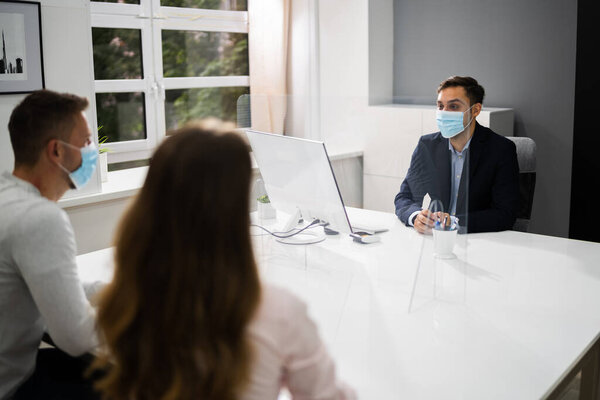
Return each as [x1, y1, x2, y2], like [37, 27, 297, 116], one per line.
[92, 121, 355, 400]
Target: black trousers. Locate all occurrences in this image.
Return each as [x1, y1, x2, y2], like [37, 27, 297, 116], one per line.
[13, 348, 102, 400]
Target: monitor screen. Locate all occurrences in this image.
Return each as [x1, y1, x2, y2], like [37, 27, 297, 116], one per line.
[246, 130, 352, 234]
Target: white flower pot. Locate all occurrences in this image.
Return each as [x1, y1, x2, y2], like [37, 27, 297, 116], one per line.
[99, 152, 108, 182]
[257, 201, 276, 219]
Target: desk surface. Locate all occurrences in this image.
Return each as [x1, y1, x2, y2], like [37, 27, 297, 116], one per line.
[77, 208, 600, 399]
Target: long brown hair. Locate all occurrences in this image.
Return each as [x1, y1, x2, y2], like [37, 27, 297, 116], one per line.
[93, 121, 261, 400]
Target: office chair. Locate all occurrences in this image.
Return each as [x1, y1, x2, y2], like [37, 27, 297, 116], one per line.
[506, 137, 536, 232]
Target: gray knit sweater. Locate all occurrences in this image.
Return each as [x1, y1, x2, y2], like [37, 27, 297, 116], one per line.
[0, 172, 98, 399]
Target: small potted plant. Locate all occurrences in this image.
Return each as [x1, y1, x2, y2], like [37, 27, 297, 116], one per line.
[257, 194, 276, 219]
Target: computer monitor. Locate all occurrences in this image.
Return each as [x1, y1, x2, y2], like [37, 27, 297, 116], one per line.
[246, 130, 353, 238]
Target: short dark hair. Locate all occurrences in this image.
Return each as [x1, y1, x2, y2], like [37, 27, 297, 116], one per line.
[8, 89, 89, 166]
[437, 76, 485, 106]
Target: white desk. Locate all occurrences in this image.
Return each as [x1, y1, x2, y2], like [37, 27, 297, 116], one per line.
[77, 208, 600, 399]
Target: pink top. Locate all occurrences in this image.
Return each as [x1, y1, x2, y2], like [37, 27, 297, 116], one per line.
[243, 285, 356, 400]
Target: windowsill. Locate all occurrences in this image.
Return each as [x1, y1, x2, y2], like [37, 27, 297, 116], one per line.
[59, 149, 363, 209]
[59, 166, 148, 209]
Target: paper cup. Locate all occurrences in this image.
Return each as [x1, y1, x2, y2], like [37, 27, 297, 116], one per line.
[433, 229, 457, 259]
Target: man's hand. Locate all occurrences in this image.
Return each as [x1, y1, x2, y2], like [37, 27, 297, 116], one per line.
[414, 210, 451, 234]
[414, 209, 435, 234]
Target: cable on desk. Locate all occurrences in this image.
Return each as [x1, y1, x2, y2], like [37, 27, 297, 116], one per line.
[250, 219, 322, 238]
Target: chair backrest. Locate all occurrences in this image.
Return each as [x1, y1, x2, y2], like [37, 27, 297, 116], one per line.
[506, 137, 536, 232]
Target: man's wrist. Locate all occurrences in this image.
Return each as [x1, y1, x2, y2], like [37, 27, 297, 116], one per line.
[408, 210, 420, 227]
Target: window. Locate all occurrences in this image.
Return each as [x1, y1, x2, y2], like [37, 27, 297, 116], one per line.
[90, 0, 249, 165]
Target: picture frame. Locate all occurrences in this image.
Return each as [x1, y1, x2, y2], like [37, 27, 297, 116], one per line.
[0, 0, 44, 94]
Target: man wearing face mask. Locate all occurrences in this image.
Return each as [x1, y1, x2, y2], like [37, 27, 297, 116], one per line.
[394, 76, 519, 234]
[0, 90, 101, 399]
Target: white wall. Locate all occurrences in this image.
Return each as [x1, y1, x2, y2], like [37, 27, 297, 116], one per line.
[0, 95, 20, 170]
[286, 0, 309, 138]
[317, 0, 433, 213]
[286, 0, 321, 140]
[65, 197, 132, 254]
[0, 0, 100, 196]
[318, 0, 411, 214]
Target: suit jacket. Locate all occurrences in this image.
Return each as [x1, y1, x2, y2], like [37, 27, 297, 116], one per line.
[394, 122, 519, 233]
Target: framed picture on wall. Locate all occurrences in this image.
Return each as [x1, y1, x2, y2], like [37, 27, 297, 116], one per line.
[0, 0, 44, 94]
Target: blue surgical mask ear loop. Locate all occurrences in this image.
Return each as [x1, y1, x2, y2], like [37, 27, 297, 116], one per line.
[463, 104, 476, 130]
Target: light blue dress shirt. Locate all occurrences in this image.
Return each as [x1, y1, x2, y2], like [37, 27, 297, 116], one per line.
[408, 137, 473, 226]
[448, 137, 472, 215]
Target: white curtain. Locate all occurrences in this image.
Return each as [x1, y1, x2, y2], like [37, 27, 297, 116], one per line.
[248, 0, 291, 134]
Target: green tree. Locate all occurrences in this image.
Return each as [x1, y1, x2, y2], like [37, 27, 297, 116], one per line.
[93, 28, 145, 143]
[162, 29, 249, 127]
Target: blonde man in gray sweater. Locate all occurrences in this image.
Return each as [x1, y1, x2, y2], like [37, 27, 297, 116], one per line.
[0, 90, 101, 399]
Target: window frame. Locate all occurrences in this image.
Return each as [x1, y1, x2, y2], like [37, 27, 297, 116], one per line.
[90, 0, 249, 165]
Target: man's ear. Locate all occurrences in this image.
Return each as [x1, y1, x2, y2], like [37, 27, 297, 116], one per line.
[46, 139, 61, 162]
[472, 103, 482, 118]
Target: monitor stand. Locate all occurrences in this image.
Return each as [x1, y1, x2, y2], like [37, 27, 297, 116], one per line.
[276, 208, 325, 245]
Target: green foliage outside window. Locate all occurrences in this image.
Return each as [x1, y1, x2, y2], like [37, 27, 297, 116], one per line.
[95, 92, 146, 143]
[162, 31, 248, 78]
[165, 86, 249, 131]
[162, 29, 249, 128]
[92, 28, 143, 81]
[161, 0, 247, 11]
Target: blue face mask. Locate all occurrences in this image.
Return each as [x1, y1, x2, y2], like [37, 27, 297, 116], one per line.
[436, 105, 475, 139]
[57, 141, 98, 189]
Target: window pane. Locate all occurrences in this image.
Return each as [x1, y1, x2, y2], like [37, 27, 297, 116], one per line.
[165, 87, 249, 132]
[160, 0, 246, 11]
[93, 0, 140, 4]
[96, 92, 147, 142]
[92, 28, 143, 80]
[162, 30, 248, 78]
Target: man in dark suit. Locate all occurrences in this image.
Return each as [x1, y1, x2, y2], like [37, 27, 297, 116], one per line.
[394, 76, 519, 234]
